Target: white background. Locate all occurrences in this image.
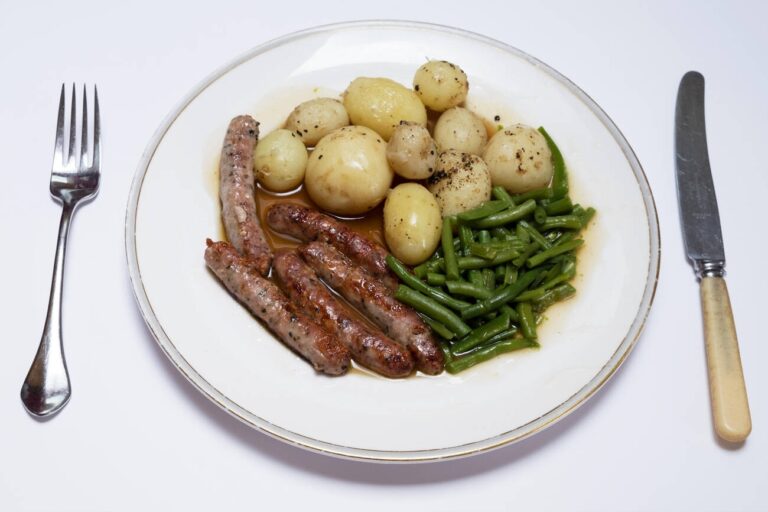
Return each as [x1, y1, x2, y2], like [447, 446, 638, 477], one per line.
[1, 1, 766, 510]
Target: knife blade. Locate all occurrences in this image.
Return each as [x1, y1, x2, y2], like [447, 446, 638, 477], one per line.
[675, 71, 725, 277]
[674, 71, 751, 443]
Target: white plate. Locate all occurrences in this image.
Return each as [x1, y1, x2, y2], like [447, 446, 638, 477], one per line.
[126, 21, 659, 462]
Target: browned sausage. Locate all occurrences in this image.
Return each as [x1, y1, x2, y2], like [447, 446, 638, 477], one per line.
[204, 240, 350, 375]
[219, 115, 272, 275]
[273, 249, 414, 378]
[266, 203, 398, 290]
[298, 242, 443, 375]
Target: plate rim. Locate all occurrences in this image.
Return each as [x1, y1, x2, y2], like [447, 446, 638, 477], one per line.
[125, 19, 661, 463]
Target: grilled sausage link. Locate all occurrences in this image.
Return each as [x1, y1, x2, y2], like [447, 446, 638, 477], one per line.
[205, 240, 350, 375]
[299, 242, 444, 375]
[219, 115, 272, 275]
[266, 203, 398, 290]
[273, 249, 414, 378]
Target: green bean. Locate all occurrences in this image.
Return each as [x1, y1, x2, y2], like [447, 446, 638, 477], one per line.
[445, 338, 539, 374]
[503, 265, 518, 285]
[477, 230, 491, 244]
[470, 199, 537, 229]
[395, 285, 471, 337]
[538, 127, 568, 200]
[494, 265, 506, 282]
[519, 220, 552, 250]
[553, 231, 577, 247]
[499, 304, 520, 322]
[514, 287, 547, 302]
[492, 185, 516, 208]
[484, 325, 519, 345]
[461, 269, 542, 319]
[545, 197, 573, 215]
[458, 225, 474, 255]
[426, 272, 446, 286]
[451, 311, 511, 354]
[510, 188, 553, 203]
[468, 269, 484, 287]
[457, 248, 520, 269]
[468, 244, 498, 259]
[537, 215, 582, 231]
[491, 227, 513, 240]
[456, 200, 508, 222]
[512, 243, 539, 267]
[579, 206, 596, 226]
[516, 223, 531, 243]
[446, 280, 492, 300]
[517, 302, 537, 339]
[421, 315, 456, 340]
[442, 217, 460, 281]
[386, 255, 470, 311]
[533, 283, 576, 312]
[571, 204, 584, 217]
[526, 239, 584, 267]
[534, 206, 548, 224]
[482, 268, 496, 290]
[413, 263, 428, 278]
[439, 341, 454, 364]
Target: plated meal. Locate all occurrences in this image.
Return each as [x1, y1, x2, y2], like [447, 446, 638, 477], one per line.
[206, 59, 595, 378]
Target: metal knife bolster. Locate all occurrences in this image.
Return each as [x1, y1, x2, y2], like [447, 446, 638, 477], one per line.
[693, 258, 725, 279]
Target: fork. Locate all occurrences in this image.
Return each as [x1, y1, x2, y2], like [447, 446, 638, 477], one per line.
[20, 84, 100, 417]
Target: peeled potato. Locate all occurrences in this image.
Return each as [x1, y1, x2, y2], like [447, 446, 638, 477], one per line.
[427, 150, 492, 217]
[343, 77, 427, 141]
[386, 122, 438, 179]
[413, 60, 469, 112]
[433, 107, 487, 155]
[384, 183, 442, 265]
[482, 124, 553, 193]
[253, 129, 307, 192]
[305, 126, 393, 215]
[284, 98, 349, 146]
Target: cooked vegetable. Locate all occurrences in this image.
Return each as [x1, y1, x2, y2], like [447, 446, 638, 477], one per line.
[384, 183, 442, 265]
[285, 98, 350, 146]
[394, 285, 471, 337]
[445, 338, 538, 374]
[413, 60, 469, 112]
[253, 129, 308, 192]
[433, 107, 488, 155]
[538, 127, 567, 200]
[483, 124, 554, 193]
[427, 150, 492, 217]
[452, 311, 510, 354]
[385, 122, 438, 179]
[343, 77, 427, 141]
[305, 126, 392, 215]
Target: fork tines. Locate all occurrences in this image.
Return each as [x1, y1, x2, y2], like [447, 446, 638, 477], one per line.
[54, 84, 100, 173]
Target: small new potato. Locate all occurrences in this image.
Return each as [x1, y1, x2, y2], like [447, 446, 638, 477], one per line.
[384, 183, 442, 265]
[427, 150, 492, 217]
[413, 60, 469, 112]
[433, 107, 488, 155]
[386, 122, 438, 179]
[253, 129, 308, 192]
[343, 77, 427, 141]
[482, 124, 553, 193]
[305, 126, 393, 216]
[285, 98, 349, 146]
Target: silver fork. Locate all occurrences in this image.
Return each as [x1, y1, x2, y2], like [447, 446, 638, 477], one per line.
[20, 84, 100, 417]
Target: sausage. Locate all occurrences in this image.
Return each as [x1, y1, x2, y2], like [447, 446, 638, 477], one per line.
[266, 203, 398, 290]
[204, 240, 350, 375]
[219, 115, 272, 275]
[298, 242, 443, 375]
[273, 249, 414, 378]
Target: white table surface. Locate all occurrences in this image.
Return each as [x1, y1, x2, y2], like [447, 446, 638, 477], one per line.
[1, 1, 766, 510]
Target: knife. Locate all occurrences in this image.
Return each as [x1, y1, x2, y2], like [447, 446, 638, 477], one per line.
[675, 71, 751, 443]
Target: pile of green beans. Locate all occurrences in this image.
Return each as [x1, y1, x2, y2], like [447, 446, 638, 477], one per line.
[386, 127, 595, 374]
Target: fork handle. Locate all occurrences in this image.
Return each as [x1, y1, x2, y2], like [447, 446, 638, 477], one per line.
[20, 203, 75, 417]
[700, 276, 751, 443]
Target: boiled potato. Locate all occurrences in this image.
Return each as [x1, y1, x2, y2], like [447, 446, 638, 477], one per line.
[427, 150, 492, 217]
[383, 183, 442, 265]
[285, 98, 349, 146]
[343, 77, 427, 141]
[482, 124, 553, 193]
[413, 60, 469, 112]
[386, 122, 437, 179]
[433, 107, 487, 155]
[305, 126, 393, 215]
[252, 129, 308, 192]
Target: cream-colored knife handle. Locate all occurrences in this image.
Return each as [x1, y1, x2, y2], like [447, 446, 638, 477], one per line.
[700, 276, 751, 442]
